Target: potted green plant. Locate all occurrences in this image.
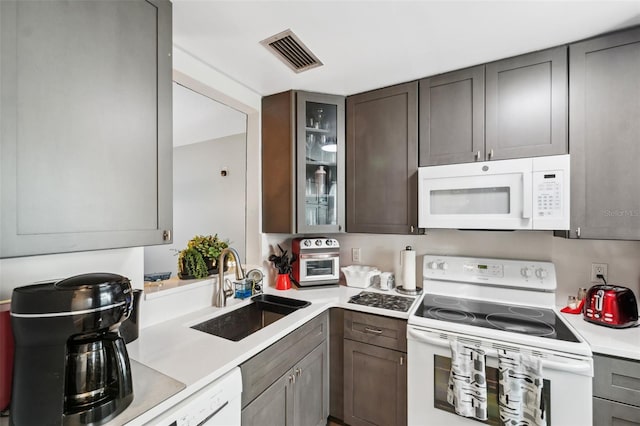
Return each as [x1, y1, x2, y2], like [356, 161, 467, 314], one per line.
[177, 234, 229, 279]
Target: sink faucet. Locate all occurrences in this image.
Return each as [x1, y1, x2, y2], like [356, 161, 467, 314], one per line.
[215, 247, 246, 307]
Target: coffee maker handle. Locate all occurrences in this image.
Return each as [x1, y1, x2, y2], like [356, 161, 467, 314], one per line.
[104, 333, 134, 399]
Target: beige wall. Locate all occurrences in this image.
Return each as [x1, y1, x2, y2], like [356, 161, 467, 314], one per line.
[144, 133, 247, 277]
[266, 231, 640, 306]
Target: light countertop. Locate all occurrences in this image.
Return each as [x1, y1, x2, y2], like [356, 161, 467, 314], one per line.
[560, 313, 640, 361]
[123, 284, 418, 424]
[6, 284, 636, 426]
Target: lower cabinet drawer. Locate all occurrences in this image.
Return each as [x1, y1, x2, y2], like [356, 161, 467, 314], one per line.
[593, 397, 640, 426]
[344, 310, 407, 351]
[593, 354, 640, 407]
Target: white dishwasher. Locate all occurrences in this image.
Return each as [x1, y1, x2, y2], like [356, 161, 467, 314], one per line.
[145, 367, 242, 426]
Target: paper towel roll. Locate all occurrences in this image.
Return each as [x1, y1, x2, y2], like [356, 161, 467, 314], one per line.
[401, 246, 416, 291]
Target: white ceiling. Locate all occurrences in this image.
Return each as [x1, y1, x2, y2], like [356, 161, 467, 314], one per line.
[172, 0, 640, 97]
[173, 82, 247, 147]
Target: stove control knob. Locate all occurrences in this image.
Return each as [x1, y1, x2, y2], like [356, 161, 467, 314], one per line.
[438, 262, 449, 270]
[325, 239, 332, 246]
[520, 267, 533, 278]
[428, 261, 439, 270]
[303, 240, 311, 247]
[315, 239, 322, 246]
[535, 268, 547, 279]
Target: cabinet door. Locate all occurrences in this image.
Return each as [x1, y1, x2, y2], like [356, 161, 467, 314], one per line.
[485, 46, 567, 160]
[242, 371, 293, 426]
[0, 0, 173, 257]
[568, 28, 640, 240]
[593, 397, 640, 426]
[296, 92, 346, 234]
[293, 342, 329, 426]
[419, 66, 485, 166]
[344, 339, 407, 426]
[346, 82, 418, 234]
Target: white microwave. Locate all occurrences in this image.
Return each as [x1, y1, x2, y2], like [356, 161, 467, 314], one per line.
[418, 155, 570, 230]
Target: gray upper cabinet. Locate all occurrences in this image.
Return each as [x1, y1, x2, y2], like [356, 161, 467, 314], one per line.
[346, 82, 419, 234]
[419, 47, 568, 166]
[419, 66, 485, 166]
[0, 0, 173, 257]
[485, 46, 568, 160]
[262, 91, 345, 234]
[565, 27, 640, 240]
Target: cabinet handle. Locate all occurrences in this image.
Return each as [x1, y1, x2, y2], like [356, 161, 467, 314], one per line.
[288, 374, 295, 384]
[576, 227, 581, 238]
[338, 225, 342, 231]
[410, 225, 415, 233]
[364, 327, 383, 335]
[475, 151, 481, 161]
[400, 356, 404, 366]
[295, 368, 302, 377]
[162, 230, 171, 241]
[488, 149, 494, 160]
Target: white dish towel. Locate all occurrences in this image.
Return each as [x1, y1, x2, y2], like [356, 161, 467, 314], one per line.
[447, 341, 488, 420]
[498, 350, 546, 426]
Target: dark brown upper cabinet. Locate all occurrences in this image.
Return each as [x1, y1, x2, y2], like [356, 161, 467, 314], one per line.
[262, 91, 345, 234]
[560, 27, 640, 240]
[485, 46, 568, 161]
[419, 46, 568, 166]
[0, 0, 173, 258]
[419, 66, 485, 166]
[346, 82, 419, 234]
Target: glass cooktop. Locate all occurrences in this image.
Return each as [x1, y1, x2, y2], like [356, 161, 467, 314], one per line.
[414, 294, 580, 343]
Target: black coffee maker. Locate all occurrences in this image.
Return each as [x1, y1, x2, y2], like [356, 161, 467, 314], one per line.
[10, 273, 134, 425]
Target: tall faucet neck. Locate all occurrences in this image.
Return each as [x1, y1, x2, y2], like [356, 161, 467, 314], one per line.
[214, 247, 245, 308]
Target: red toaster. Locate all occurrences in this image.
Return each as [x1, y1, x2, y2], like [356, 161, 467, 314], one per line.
[583, 284, 639, 328]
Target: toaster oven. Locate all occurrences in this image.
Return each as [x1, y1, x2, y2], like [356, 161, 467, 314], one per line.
[291, 237, 340, 288]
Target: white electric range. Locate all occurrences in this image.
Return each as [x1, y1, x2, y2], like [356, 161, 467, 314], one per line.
[407, 255, 592, 426]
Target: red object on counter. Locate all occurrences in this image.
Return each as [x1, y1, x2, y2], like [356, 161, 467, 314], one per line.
[561, 298, 585, 314]
[275, 274, 292, 290]
[0, 300, 13, 411]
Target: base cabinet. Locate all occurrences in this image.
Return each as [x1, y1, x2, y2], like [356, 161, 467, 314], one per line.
[343, 311, 408, 426]
[343, 340, 407, 426]
[240, 313, 329, 426]
[242, 343, 328, 426]
[592, 354, 640, 425]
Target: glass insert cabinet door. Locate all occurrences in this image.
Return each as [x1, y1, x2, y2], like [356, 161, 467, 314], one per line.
[296, 92, 345, 233]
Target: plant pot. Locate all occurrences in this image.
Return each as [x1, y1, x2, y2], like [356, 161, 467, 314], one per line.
[178, 258, 228, 280]
[275, 274, 292, 290]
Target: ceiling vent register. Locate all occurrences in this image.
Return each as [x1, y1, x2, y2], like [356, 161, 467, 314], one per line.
[260, 29, 323, 73]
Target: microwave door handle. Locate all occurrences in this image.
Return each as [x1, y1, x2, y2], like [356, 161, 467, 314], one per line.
[522, 172, 532, 219]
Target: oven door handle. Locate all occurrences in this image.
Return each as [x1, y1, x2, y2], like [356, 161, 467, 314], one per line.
[408, 327, 451, 348]
[408, 327, 593, 375]
[299, 253, 339, 259]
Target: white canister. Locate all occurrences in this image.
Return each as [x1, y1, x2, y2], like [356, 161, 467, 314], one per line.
[379, 272, 395, 291]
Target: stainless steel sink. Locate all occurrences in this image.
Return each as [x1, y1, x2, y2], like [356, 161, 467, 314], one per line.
[191, 294, 310, 341]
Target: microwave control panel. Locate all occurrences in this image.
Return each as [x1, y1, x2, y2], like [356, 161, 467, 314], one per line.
[533, 171, 563, 218]
[531, 154, 570, 230]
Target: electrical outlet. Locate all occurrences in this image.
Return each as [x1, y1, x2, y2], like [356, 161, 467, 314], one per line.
[352, 248, 361, 263]
[591, 263, 608, 283]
